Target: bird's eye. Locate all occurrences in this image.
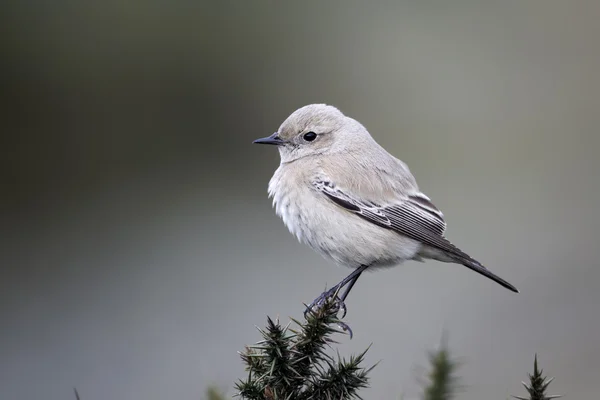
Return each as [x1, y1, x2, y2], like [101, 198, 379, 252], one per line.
[303, 132, 317, 142]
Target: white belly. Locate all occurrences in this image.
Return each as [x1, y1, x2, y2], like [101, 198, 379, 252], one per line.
[269, 172, 421, 269]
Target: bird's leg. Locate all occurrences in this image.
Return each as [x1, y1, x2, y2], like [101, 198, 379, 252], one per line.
[304, 264, 369, 319]
[337, 271, 363, 318]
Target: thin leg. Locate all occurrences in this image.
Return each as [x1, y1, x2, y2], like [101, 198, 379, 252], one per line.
[336, 270, 363, 318]
[339, 271, 362, 302]
[304, 264, 369, 318]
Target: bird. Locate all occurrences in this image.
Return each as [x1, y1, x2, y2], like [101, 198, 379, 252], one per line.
[253, 104, 518, 321]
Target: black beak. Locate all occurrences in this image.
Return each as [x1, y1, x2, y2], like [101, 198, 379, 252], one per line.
[253, 132, 285, 146]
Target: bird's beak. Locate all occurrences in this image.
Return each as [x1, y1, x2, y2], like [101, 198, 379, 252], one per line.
[253, 132, 285, 146]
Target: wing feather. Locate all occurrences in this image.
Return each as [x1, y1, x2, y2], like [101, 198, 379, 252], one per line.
[312, 179, 519, 293]
[313, 179, 474, 262]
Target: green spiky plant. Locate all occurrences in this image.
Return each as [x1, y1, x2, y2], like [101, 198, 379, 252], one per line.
[205, 386, 227, 400]
[235, 298, 375, 399]
[512, 354, 562, 400]
[420, 335, 461, 400]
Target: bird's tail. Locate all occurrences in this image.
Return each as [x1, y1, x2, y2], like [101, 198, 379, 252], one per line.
[421, 242, 519, 293]
[456, 256, 519, 293]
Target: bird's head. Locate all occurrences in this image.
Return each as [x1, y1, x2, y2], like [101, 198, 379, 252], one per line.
[253, 104, 371, 163]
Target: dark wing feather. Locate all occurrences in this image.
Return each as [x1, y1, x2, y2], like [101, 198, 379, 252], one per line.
[314, 180, 454, 254]
[313, 179, 519, 293]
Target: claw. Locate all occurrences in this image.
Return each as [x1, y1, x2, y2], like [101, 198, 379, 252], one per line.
[338, 300, 347, 319]
[337, 321, 353, 339]
[303, 293, 325, 317]
[303, 287, 354, 339]
[304, 286, 348, 318]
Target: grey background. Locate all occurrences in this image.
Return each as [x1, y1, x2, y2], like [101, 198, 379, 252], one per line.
[2, 1, 599, 399]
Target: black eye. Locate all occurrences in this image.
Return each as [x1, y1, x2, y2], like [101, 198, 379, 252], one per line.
[303, 132, 317, 142]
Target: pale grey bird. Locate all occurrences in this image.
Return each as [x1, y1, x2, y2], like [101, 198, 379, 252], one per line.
[254, 104, 518, 318]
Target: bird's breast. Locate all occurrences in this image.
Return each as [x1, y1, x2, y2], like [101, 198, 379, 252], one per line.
[268, 166, 421, 268]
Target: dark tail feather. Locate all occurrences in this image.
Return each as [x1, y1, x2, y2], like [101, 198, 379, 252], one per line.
[417, 236, 519, 293]
[461, 258, 519, 293]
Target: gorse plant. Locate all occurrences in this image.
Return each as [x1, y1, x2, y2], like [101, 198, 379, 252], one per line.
[512, 354, 562, 400]
[205, 386, 227, 400]
[235, 298, 375, 399]
[419, 336, 461, 400]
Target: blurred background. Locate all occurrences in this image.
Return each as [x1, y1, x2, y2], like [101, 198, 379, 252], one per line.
[2, 1, 599, 399]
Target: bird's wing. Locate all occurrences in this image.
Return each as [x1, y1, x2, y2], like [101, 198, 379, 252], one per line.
[312, 179, 475, 261]
[312, 178, 519, 293]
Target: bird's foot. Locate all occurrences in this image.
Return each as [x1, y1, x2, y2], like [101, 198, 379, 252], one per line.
[336, 321, 353, 339]
[303, 288, 354, 338]
[303, 286, 348, 319]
